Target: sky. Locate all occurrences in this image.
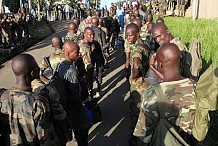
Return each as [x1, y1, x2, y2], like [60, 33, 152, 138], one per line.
[100, 0, 120, 9]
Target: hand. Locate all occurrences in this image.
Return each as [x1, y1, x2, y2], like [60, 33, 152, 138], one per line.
[149, 53, 156, 66]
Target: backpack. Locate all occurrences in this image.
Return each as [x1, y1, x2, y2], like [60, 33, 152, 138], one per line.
[181, 39, 202, 81]
[149, 84, 190, 146]
[192, 64, 218, 141]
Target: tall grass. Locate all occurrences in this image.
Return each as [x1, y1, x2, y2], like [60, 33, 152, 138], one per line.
[156, 16, 218, 72]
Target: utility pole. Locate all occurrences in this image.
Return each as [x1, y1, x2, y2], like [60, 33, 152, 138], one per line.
[28, 0, 32, 13]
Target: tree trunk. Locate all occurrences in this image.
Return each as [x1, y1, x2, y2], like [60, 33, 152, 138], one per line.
[28, 0, 32, 13]
[0, 0, 3, 13]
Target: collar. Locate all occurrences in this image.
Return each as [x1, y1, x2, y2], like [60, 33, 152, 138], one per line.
[13, 84, 32, 92]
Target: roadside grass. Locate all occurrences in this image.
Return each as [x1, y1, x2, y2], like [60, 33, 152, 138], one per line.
[156, 16, 218, 73]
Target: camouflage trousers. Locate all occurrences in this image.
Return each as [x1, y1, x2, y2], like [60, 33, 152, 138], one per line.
[129, 80, 149, 146]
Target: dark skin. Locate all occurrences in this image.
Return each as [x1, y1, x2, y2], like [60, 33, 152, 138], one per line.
[86, 10, 91, 17]
[68, 22, 77, 35]
[63, 41, 81, 62]
[40, 36, 63, 83]
[151, 43, 184, 82]
[146, 13, 153, 24]
[92, 17, 99, 27]
[152, 23, 174, 46]
[73, 18, 80, 27]
[125, 23, 141, 80]
[95, 11, 101, 18]
[131, 18, 142, 28]
[12, 54, 39, 88]
[156, 17, 164, 23]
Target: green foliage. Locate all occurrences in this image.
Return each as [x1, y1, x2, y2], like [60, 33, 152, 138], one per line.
[155, 16, 218, 72]
[4, 0, 20, 13]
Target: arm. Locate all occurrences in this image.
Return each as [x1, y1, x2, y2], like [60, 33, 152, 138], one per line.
[149, 53, 164, 80]
[132, 57, 142, 79]
[134, 86, 159, 143]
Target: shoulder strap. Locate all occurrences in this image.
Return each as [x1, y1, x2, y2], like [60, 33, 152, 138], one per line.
[151, 84, 166, 119]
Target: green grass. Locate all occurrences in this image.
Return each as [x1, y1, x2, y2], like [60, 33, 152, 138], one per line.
[155, 16, 218, 72]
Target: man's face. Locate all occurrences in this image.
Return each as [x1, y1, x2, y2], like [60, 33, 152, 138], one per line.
[152, 28, 170, 45]
[84, 29, 94, 43]
[126, 28, 139, 44]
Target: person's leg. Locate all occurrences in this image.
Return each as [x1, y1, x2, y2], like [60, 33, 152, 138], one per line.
[72, 123, 89, 146]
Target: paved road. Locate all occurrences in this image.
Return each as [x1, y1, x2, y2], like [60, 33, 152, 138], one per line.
[0, 20, 132, 146]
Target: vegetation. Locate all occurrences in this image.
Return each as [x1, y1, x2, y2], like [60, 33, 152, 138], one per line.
[158, 16, 218, 72]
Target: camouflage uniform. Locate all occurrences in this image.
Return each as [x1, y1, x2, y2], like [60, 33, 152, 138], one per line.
[79, 40, 93, 96]
[40, 48, 65, 74]
[128, 39, 150, 145]
[0, 85, 60, 146]
[134, 78, 196, 144]
[32, 79, 69, 146]
[170, 37, 188, 77]
[78, 16, 92, 32]
[62, 33, 79, 43]
[140, 30, 156, 52]
[170, 37, 188, 51]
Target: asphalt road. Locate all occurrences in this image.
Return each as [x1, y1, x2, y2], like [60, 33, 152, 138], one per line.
[0, 20, 132, 146]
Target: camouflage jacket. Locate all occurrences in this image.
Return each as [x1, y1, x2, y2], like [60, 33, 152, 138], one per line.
[32, 79, 66, 121]
[0, 85, 60, 146]
[78, 16, 92, 32]
[170, 37, 188, 51]
[79, 40, 93, 69]
[40, 49, 65, 73]
[62, 32, 79, 43]
[140, 30, 155, 51]
[134, 78, 196, 143]
[129, 39, 150, 78]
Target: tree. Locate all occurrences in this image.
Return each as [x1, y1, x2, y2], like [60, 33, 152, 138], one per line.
[4, 0, 20, 13]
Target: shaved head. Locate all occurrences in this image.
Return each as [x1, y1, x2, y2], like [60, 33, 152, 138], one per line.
[52, 36, 62, 48]
[131, 18, 142, 28]
[12, 54, 38, 77]
[156, 17, 164, 23]
[92, 17, 99, 26]
[63, 41, 80, 61]
[73, 18, 80, 26]
[152, 23, 171, 45]
[126, 23, 140, 33]
[157, 43, 180, 68]
[69, 22, 77, 30]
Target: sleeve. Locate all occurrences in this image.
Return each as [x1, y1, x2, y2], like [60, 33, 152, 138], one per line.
[39, 58, 49, 71]
[132, 47, 142, 60]
[134, 86, 159, 143]
[33, 96, 59, 145]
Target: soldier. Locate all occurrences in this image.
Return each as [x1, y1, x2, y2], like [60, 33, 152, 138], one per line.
[0, 54, 60, 145]
[79, 27, 105, 98]
[54, 41, 89, 146]
[31, 78, 69, 146]
[62, 22, 79, 43]
[152, 22, 187, 51]
[40, 36, 65, 83]
[125, 23, 150, 146]
[78, 9, 92, 32]
[151, 22, 188, 77]
[134, 43, 197, 145]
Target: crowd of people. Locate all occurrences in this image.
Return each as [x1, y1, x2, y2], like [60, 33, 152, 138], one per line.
[0, 0, 204, 146]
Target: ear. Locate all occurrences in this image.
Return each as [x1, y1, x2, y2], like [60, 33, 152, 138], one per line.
[166, 29, 170, 34]
[136, 32, 140, 38]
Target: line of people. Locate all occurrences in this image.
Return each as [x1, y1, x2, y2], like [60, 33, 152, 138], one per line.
[122, 4, 199, 146]
[0, 8, 120, 146]
[0, 3, 201, 146]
